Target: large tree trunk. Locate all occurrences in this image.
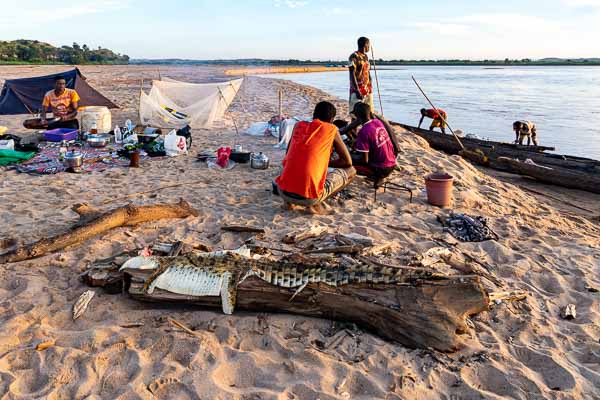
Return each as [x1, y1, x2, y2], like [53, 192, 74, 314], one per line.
[126, 268, 489, 352]
[0, 199, 198, 264]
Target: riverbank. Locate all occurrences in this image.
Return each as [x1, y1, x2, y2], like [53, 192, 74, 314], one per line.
[0, 65, 598, 399]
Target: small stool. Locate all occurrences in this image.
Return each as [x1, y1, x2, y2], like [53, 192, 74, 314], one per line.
[373, 178, 413, 203]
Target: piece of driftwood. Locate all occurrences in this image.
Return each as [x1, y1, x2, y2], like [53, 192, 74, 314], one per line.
[282, 226, 327, 244]
[125, 268, 488, 352]
[0, 199, 198, 264]
[73, 290, 95, 320]
[221, 225, 266, 233]
[488, 290, 528, 304]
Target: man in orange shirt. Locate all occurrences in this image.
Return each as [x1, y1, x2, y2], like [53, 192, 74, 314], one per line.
[41, 76, 80, 130]
[418, 108, 447, 134]
[275, 101, 355, 213]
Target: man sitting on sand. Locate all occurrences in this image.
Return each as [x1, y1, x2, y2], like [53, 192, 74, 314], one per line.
[418, 108, 447, 134]
[348, 37, 374, 113]
[275, 101, 356, 213]
[41, 76, 80, 130]
[351, 103, 399, 185]
[513, 120, 538, 146]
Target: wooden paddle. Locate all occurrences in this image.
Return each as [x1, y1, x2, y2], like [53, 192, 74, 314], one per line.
[412, 76, 489, 166]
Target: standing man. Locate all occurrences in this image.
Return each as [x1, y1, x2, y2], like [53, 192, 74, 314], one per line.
[40, 76, 80, 130]
[349, 37, 374, 113]
[418, 108, 447, 134]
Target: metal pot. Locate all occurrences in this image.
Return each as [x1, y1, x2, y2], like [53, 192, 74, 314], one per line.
[64, 149, 83, 168]
[250, 152, 270, 169]
[87, 133, 111, 148]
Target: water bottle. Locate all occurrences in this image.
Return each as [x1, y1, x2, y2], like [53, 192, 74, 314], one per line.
[114, 125, 122, 143]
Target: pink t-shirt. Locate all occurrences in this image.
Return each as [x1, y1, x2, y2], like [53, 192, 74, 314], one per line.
[355, 119, 397, 168]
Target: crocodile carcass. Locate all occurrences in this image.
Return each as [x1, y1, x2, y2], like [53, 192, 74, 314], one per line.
[121, 253, 489, 352]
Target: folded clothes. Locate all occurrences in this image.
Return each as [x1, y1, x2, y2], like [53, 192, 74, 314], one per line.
[0, 149, 36, 166]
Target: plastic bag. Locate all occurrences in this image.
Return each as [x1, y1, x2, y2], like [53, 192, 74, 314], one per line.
[0, 139, 15, 151]
[217, 147, 231, 168]
[164, 129, 188, 157]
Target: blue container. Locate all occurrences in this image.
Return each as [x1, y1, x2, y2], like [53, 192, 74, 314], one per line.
[44, 128, 79, 142]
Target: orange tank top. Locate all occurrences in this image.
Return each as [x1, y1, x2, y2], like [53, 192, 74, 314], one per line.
[276, 119, 337, 199]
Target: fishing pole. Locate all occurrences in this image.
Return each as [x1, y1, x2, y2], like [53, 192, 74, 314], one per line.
[371, 46, 384, 116]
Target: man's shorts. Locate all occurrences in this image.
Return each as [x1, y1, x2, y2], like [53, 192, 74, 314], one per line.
[430, 118, 446, 129]
[279, 168, 351, 206]
[349, 93, 375, 114]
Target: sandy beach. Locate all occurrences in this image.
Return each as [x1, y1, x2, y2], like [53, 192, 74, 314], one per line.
[0, 65, 598, 399]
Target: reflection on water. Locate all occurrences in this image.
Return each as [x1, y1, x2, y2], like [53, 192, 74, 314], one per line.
[266, 66, 600, 159]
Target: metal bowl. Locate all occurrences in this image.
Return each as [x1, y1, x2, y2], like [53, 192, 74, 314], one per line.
[87, 133, 111, 148]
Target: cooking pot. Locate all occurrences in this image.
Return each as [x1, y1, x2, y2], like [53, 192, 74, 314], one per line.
[250, 152, 270, 169]
[87, 133, 111, 148]
[64, 149, 83, 169]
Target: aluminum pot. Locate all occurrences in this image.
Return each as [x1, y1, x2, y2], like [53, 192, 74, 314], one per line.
[64, 149, 83, 168]
[250, 152, 270, 169]
[87, 133, 111, 148]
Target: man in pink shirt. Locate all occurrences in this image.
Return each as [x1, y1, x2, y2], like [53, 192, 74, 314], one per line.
[351, 102, 399, 184]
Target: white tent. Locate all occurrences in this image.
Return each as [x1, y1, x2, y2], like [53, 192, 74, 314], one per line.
[139, 77, 243, 129]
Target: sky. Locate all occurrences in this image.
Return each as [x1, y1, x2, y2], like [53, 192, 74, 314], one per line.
[2, 0, 600, 60]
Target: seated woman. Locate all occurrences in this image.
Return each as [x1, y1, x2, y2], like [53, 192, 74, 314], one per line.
[351, 102, 399, 185]
[275, 101, 356, 213]
[40, 76, 80, 130]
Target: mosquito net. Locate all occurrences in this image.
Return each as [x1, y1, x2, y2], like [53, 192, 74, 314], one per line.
[139, 78, 243, 129]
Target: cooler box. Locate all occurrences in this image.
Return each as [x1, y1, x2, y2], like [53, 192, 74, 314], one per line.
[44, 128, 78, 142]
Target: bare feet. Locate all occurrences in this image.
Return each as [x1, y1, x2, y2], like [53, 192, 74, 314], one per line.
[305, 203, 328, 215]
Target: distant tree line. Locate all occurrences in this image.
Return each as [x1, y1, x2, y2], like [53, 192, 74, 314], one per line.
[0, 40, 129, 64]
[131, 57, 600, 67]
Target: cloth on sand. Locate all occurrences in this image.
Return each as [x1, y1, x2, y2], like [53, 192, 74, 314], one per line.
[0, 149, 35, 166]
[275, 119, 337, 199]
[438, 213, 499, 242]
[278, 168, 350, 206]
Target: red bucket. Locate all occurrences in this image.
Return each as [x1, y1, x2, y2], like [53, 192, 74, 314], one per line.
[425, 173, 454, 207]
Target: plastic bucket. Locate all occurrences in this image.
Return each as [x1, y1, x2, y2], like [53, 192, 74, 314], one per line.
[79, 106, 111, 133]
[425, 173, 454, 207]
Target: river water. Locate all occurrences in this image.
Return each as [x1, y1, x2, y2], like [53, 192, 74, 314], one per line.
[267, 66, 600, 159]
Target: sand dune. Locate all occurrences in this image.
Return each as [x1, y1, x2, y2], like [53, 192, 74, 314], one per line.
[0, 65, 598, 399]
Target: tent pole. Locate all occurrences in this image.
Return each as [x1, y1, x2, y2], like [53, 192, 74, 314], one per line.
[218, 87, 240, 140]
[138, 79, 144, 125]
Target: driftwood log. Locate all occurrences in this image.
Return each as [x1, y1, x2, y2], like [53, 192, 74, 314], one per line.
[125, 268, 489, 352]
[0, 199, 198, 264]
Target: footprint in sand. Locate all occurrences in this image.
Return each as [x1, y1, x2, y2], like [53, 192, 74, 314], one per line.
[461, 364, 543, 399]
[512, 346, 576, 391]
[147, 377, 200, 400]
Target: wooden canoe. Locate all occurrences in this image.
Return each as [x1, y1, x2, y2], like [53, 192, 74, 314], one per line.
[393, 123, 600, 174]
[496, 157, 600, 194]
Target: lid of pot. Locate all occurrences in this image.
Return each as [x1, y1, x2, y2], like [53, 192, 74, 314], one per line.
[65, 150, 82, 158]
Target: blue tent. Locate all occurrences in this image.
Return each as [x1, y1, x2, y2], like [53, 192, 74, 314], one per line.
[0, 68, 117, 115]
